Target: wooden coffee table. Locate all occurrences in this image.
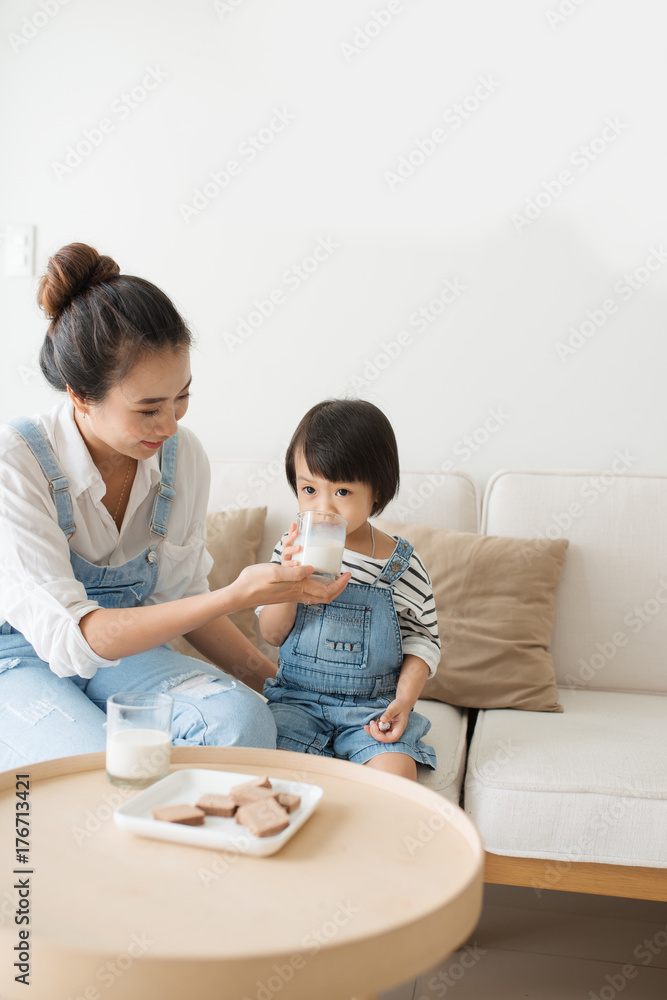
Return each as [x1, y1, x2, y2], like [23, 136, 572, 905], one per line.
[0, 748, 483, 1000]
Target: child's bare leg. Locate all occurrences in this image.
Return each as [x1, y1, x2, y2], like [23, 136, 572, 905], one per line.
[365, 752, 417, 781]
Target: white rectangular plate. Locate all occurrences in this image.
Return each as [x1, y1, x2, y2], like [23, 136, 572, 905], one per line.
[113, 768, 323, 857]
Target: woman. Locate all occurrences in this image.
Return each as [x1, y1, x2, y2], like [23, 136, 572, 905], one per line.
[0, 243, 348, 769]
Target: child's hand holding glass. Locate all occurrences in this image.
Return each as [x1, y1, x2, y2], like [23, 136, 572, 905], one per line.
[280, 522, 301, 567]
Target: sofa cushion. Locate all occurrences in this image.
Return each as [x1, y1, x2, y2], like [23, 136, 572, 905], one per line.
[375, 520, 567, 712]
[170, 507, 267, 662]
[464, 688, 667, 868]
[482, 470, 667, 694]
[414, 700, 468, 802]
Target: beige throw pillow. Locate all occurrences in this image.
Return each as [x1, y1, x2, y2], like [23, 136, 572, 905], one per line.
[374, 520, 568, 712]
[170, 507, 267, 663]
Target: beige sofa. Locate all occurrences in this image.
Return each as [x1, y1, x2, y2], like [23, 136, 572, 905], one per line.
[199, 461, 667, 902]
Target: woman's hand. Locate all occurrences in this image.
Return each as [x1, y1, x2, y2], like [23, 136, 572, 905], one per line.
[364, 698, 412, 743]
[231, 561, 350, 611]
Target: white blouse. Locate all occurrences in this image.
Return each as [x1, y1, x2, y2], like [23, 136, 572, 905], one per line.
[0, 400, 213, 679]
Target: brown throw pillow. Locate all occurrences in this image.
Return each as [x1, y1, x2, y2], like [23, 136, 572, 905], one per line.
[170, 507, 267, 663]
[374, 520, 568, 712]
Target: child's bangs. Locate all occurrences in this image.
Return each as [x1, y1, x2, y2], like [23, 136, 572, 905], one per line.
[301, 439, 365, 486]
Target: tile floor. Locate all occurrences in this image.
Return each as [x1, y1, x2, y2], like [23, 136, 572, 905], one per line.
[379, 884, 667, 999]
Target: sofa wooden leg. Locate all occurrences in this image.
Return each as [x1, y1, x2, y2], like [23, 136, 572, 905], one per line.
[484, 852, 667, 901]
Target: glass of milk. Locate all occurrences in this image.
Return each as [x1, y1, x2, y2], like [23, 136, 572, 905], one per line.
[294, 510, 348, 582]
[106, 692, 173, 788]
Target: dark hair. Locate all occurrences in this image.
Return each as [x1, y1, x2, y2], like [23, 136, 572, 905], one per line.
[38, 242, 192, 403]
[285, 399, 400, 516]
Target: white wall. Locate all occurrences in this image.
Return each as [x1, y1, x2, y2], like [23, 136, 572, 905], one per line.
[1, 0, 665, 493]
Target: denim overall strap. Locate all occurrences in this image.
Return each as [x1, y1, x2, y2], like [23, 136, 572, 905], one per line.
[373, 536, 414, 587]
[6, 417, 76, 538]
[147, 434, 178, 562]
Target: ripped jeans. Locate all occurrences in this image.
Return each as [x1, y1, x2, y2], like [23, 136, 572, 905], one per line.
[0, 637, 277, 770]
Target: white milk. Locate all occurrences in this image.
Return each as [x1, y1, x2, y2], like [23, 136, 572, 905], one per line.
[297, 541, 344, 579]
[106, 728, 171, 780]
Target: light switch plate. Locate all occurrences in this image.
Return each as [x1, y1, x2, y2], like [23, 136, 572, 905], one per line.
[6, 224, 34, 277]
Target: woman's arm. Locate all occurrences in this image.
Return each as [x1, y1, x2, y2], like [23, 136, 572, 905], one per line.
[79, 561, 349, 662]
[256, 521, 303, 646]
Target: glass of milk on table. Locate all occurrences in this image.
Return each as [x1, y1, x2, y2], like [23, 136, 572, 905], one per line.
[106, 692, 173, 788]
[295, 510, 347, 582]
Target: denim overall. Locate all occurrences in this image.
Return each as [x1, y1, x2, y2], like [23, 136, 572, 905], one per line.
[0, 418, 276, 769]
[263, 537, 436, 768]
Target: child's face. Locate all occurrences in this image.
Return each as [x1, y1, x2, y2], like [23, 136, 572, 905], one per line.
[294, 453, 377, 547]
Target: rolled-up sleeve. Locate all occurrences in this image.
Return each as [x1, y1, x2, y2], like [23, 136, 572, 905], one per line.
[399, 562, 441, 680]
[0, 461, 118, 679]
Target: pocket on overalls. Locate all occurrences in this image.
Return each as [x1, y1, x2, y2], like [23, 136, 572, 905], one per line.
[292, 602, 371, 669]
[86, 586, 147, 609]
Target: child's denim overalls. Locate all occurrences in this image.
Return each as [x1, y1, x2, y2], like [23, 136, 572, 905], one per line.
[0, 417, 276, 769]
[264, 537, 436, 768]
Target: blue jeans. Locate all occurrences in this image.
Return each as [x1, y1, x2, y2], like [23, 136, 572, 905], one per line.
[0, 636, 276, 770]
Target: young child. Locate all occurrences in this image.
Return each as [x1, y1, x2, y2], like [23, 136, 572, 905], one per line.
[258, 399, 440, 781]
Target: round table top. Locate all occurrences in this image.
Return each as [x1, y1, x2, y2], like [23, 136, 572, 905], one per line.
[0, 747, 483, 1000]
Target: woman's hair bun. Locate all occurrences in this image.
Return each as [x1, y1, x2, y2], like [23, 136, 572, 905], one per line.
[37, 242, 120, 319]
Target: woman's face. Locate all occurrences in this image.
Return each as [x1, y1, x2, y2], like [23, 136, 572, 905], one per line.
[72, 349, 192, 464]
